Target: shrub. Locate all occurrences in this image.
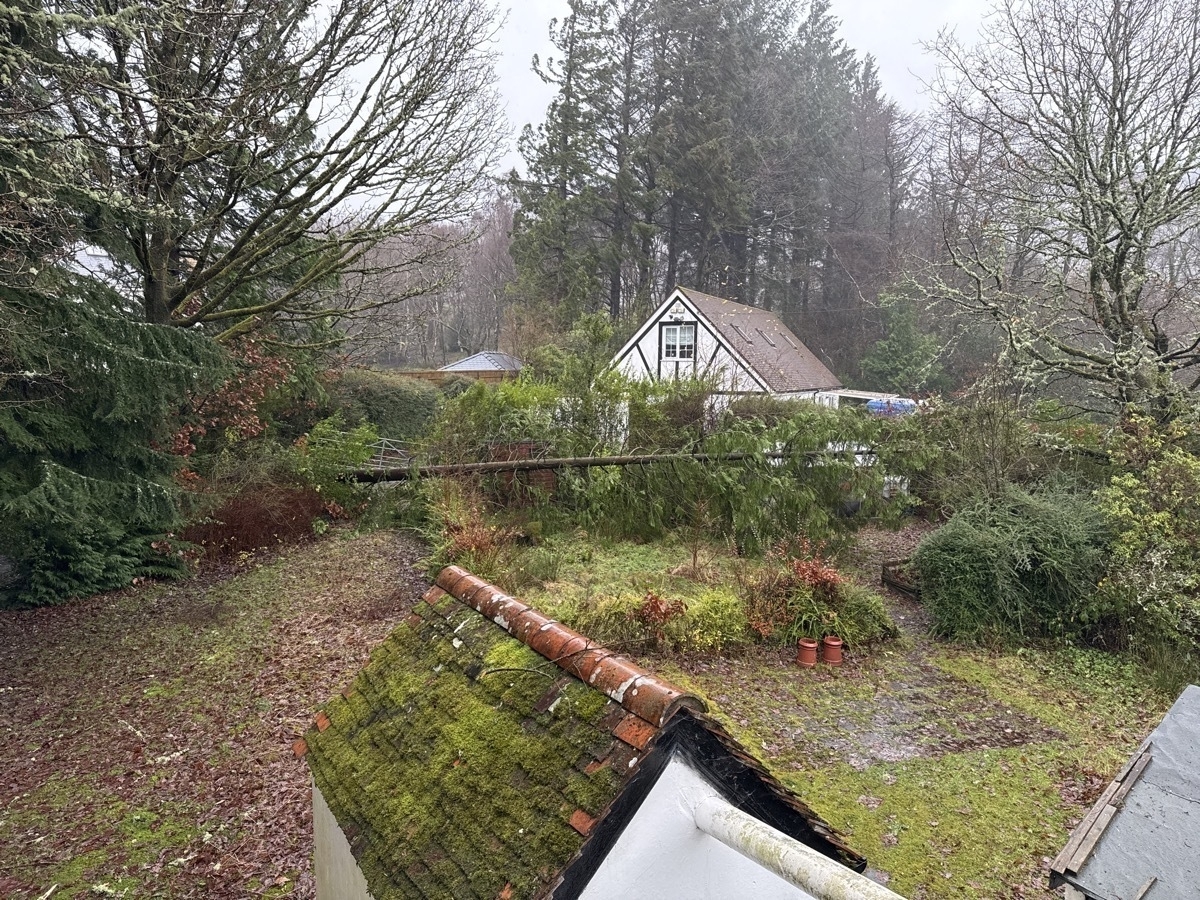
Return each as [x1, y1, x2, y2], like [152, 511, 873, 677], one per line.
[1095, 415, 1200, 688]
[838, 583, 902, 646]
[427, 379, 562, 463]
[736, 544, 897, 648]
[912, 482, 1112, 642]
[682, 588, 751, 652]
[327, 368, 440, 440]
[567, 593, 648, 650]
[297, 414, 379, 509]
[635, 590, 688, 648]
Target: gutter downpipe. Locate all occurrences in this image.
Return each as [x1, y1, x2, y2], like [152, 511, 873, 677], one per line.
[693, 797, 906, 900]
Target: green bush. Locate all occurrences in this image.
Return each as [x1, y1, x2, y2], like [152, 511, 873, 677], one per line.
[912, 483, 1112, 642]
[680, 588, 752, 652]
[298, 414, 378, 509]
[427, 378, 562, 462]
[328, 368, 440, 440]
[1095, 415, 1200, 689]
[880, 396, 1044, 516]
[838, 583, 902, 646]
[0, 280, 226, 606]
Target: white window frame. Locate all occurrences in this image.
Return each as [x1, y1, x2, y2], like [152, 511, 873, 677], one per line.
[663, 322, 696, 360]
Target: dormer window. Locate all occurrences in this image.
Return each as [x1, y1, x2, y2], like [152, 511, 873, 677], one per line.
[663, 323, 696, 359]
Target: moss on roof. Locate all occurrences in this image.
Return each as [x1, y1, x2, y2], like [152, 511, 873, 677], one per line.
[305, 595, 631, 900]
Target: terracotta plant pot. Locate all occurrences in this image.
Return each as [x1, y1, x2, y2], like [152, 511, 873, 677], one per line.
[796, 638, 819, 668]
[822, 635, 843, 666]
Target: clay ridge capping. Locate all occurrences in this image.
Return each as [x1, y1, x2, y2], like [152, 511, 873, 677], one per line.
[432, 565, 706, 727]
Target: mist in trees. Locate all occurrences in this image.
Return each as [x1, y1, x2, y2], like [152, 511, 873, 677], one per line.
[509, 0, 920, 376]
[347, 193, 518, 369]
[923, 0, 1200, 419]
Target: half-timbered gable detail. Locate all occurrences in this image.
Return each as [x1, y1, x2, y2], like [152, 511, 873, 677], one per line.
[611, 287, 843, 406]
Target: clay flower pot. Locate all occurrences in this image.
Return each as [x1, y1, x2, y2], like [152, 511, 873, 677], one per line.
[822, 635, 843, 666]
[796, 637, 819, 668]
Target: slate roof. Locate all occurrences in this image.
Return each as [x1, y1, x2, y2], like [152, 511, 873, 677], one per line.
[300, 565, 865, 900]
[677, 287, 842, 393]
[1050, 684, 1200, 900]
[438, 351, 525, 373]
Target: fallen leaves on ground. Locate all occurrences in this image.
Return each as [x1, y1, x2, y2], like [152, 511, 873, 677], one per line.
[0, 528, 429, 899]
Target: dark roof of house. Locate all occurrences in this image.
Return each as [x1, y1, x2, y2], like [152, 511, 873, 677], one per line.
[677, 287, 842, 393]
[438, 351, 525, 373]
[1050, 684, 1200, 900]
[300, 566, 864, 900]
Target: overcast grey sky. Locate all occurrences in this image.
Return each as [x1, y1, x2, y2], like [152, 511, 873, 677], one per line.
[492, 0, 990, 170]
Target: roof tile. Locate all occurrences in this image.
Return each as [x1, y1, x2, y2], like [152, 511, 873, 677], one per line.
[568, 810, 597, 836]
[612, 715, 657, 751]
[678, 287, 842, 392]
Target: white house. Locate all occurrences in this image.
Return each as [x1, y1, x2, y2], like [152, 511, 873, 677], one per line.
[298, 565, 904, 900]
[611, 287, 844, 407]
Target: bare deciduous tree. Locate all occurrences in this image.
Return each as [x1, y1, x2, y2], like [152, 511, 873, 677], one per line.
[928, 0, 1200, 417]
[51, 0, 504, 340]
[348, 192, 516, 367]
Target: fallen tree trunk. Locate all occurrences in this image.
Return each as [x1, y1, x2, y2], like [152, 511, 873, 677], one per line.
[346, 450, 827, 483]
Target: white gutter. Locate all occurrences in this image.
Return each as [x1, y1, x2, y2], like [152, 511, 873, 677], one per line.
[693, 796, 906, 900]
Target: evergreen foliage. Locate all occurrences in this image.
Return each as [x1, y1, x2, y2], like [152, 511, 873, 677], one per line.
[858, 293, 944, 394]
[326, 370, 440, 441]
[511, 0, 915, 373]
[911, 483, 1112, 643]
[1095, 415, 1200, 687]
[0, 277, 225, 605]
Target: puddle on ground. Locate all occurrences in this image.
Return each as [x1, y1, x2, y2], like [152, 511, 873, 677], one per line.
[779, 664, 1062, 769]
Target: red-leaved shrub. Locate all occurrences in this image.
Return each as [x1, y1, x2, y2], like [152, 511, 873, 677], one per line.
[181, 485, 327, 560]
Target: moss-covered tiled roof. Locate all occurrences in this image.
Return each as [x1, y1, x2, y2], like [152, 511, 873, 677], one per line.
[304, 587, 638, 900]
[304, 568, 869, 899]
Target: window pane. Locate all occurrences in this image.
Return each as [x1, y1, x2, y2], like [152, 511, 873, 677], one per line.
[678, 324, 695, 359]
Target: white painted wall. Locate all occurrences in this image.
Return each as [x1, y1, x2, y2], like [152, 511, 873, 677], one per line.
[577, 757, 822, 900]
[313, 782, 375, 900]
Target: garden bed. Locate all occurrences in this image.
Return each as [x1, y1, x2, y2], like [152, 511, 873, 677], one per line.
[881, 558, 921, 599]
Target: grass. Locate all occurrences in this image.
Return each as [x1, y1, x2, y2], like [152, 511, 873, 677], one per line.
[656, 640, 1169, 898]
[0, 519, 1178, 899]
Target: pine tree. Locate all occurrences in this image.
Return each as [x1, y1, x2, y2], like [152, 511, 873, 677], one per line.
[1, 0, 225, 605]
[1, 277, 224, 605]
